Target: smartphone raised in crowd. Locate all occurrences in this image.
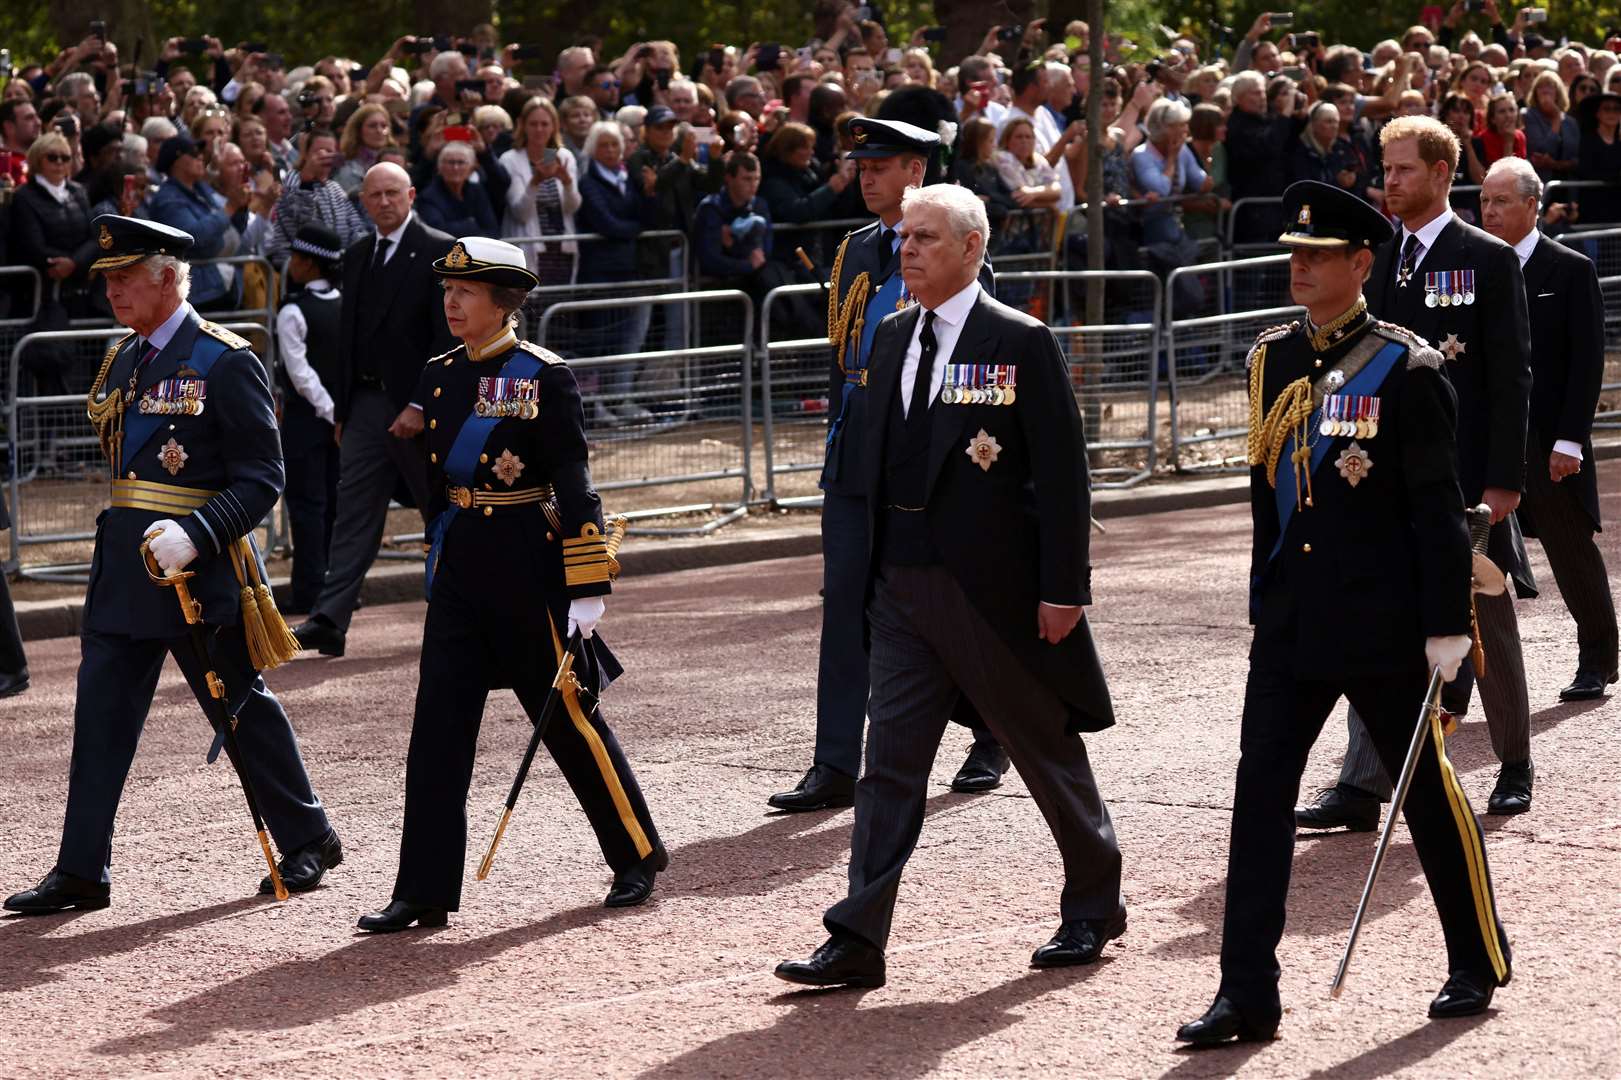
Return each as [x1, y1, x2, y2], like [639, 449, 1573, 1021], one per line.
[1525, 7, 1548, 22]
[922, 26, 948, 42]
[443, 124, 476, 142]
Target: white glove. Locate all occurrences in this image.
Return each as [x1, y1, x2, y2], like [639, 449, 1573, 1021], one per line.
[1425, 634, 1472, 683]
[145, 519, 198, 577]
[567, 596, 606, 639]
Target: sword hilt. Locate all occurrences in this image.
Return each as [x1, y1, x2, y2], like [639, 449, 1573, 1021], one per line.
[1466, 503, 1492, 556]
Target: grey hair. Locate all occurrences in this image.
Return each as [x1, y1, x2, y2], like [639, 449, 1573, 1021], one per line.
[143, 255, 192, 302]
[437, 139, 476, 163]
[1144, 98, 1192, 140]
[140, 116, 177, 143]
[58, 72, 95, 101]
[581, 120, 624, 161]
[428, 50, 468, 82]
[1230, 70, 1266, 98]
[1309, 100, 1340, 124]
[1485, 155, 1543, 203]
[900, 183, 992, 273]
[120, 134, 148, 170]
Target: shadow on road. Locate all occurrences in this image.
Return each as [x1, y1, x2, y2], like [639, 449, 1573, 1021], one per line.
[637, 966, 1106, 1080]
[1300, 1012, 1494, 1079]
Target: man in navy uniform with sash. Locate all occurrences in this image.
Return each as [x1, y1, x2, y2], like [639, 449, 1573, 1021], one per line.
[1177, 182, 1513, 1046]
[768, 117, 1006, 813]
[3, 215, 341, 915]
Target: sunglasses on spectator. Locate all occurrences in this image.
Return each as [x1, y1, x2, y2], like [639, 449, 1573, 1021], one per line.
[597, 80, 621, 89]
[43, 153, 72, 164]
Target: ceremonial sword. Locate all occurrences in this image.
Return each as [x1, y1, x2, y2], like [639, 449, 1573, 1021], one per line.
[139, 537, 289, 901]
[1329, 503, 1499, 997]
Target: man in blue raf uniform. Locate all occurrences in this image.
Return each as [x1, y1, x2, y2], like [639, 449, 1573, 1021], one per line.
[357, 238, 664, 933]
[1177, 183, 1513, 1047]
[769, 116, 1006, 813]
[3, 215, 340, 915]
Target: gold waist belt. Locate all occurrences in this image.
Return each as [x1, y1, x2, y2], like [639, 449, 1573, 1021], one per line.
[447, 483, 554, 512]
[110, 479, 217, 514]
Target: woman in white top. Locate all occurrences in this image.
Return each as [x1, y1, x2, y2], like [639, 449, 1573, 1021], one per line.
[497, 96, 581, 286]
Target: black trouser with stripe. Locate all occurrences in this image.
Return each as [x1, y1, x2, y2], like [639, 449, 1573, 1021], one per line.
[1219, 634, 1512, 1017]
[391, 594, 660, 912]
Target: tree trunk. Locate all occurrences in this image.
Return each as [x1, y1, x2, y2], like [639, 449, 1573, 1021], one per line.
[934, 0, 1037, 67]
[1082, 0, 1105, 440]
[48, 0, 156, 73]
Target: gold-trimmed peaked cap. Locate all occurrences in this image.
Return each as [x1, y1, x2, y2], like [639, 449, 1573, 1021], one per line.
[1278, 181, 1392, 252]
[432, 236, 540, 289]
[90, 214, 196, 272]
[845, 116, 940, 160]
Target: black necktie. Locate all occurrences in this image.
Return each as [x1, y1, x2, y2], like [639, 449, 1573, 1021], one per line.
[908, 310, 937, 424]
[877, 227, 897, 279]
[372, 237, 392, 273]
[1397, 232, 1421, 287]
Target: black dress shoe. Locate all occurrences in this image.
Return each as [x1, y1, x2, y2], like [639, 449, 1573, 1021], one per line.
[1030, 911, 1127, 967]
[1558, 671, 1611, 702]
[767, 764, 856, 812]
[357, 900, 448, 933]
[261, 829, 343, 894]
[1295, 784, 1381, 832]
[0, 669, 29, 698]
[293, 618, 345, 657]
[1486, 760, 1533, 816]
[775, 933, 886, 989]
[4, 869, 111, 914]
[604, 845, 669, 908]
[950, 742, 1011, 793]
[1176, 995, 1280, 1046]
[1429, 969, 1496, 1018]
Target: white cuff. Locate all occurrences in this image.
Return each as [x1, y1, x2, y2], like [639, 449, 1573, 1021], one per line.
[1552, 439, 1583, 462]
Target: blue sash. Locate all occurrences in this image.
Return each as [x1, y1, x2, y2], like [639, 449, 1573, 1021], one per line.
[1268, 340, 1405, 565]
[826, 272, 906, 450]
[424, 350, 544, 599]
[121, 334, 229, 462]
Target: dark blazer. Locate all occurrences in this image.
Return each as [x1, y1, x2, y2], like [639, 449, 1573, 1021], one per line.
[85, 311, 283, 641]
[413, 175, 500, 239]
[9, 178, 98, 285]
[1519, 233, 1605, 533]
[333, 215, 457, 423]
[1366, 213, 1535, 595]
[860, 289, 1114, 733]
[1248, 321, 1472, 674]
[575, 166, 661, 282]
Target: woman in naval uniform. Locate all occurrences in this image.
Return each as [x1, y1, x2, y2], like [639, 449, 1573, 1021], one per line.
[358, 236, 666, 933]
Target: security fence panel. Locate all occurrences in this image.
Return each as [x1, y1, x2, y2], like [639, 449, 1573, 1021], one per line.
[8, 322, 271, 579]
[1558, 227, 1621, 430]
[1167, 253, 1303, 472]
[0, 265, 43, 419]
[511, 231, 690, 353]
[1225, 196, 1287, 261]
[758, 283, 835, 506]
[534, 289, 753, 530]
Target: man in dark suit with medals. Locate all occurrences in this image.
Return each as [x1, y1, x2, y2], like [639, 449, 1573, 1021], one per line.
[768, 117, 1008, 813]
[775, 184, 1123, 989]
[1297, 116, 1536, 831]
[293, 163, 457, 658]
[1480, 157, 1617, 706]
[4, 216, 341, 915]
[1177, 183, 1513, 1046]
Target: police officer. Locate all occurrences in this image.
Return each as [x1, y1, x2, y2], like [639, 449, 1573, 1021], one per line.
[1177, 183, 1512, 1046]
[3, 215, 341, 915]
[768, 117, 1007, 813]
[357, 237, 664, 933]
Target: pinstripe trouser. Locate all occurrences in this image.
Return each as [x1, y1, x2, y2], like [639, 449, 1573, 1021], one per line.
[1337, 579, 1531, 800]
[1521, 439, 1618, 678]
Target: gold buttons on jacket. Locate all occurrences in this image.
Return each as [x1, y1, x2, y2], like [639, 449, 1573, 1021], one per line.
[127, 471, 137, 479]
[1302, 543, 1312, 553]
[480, 453, 488, 463]
[430, 453, 438, 463]
[1313, 359, 1323, 368]
[429, 419, 437, 429]
[433, 387, 442, 397]
[483, 506, 493, 516]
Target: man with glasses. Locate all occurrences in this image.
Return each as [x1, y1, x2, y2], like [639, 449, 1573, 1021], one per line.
[147, 133, 238, 312]
[724, 75, 767, 120]
[586, 65, 622, 120]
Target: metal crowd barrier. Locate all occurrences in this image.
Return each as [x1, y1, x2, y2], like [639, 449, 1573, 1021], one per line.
[533, 289, 754, 533]
[6, 321, 270, 580]
[757, 283, 832, 507]
[1557, 227, 1621, 431]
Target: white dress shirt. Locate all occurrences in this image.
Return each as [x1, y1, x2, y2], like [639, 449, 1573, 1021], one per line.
[899, 278, 981, 419]
[145, 301, 193, 354]
[1396, 206, 1454, 276]
[1511, 227, 1584, 463]
[275, 279, 338, 424]
[373, 212, 413, 266]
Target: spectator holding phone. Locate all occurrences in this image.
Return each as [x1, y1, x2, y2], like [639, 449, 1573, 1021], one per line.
[147, 133, 238, 311]
[759, 120, 855, 236]
[499, 97, 580, 285]
[692, 150, 772, 298]
[266, 126, 366, 262]
[1225, 69, 1303, 243]
[1468, 90, 1526, 183]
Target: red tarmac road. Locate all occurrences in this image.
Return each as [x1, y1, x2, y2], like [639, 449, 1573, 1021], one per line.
[2, 480, 1618, 1078]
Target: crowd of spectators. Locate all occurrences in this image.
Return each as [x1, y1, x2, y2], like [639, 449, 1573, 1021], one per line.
[0, 2, 1618, 349]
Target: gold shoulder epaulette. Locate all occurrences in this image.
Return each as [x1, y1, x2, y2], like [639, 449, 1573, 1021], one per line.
[198, 321, 252, 350]
[1246, 320, 1299, 370]
[517, 340, 565, 365]
[428, 343, 466, 366]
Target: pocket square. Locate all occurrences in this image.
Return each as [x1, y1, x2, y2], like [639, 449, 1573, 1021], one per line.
[1535, 291, 1556, 297]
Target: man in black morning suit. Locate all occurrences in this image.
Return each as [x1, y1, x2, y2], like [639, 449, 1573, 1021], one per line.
[1480, 158, 1617, 706]
[1177, 183, 1512, 1047]
[4, 216, 339, 915]
[1297, 116, 1537, 830]
[768, 117, 1006, 814]
[775, 183, 1123, 990]
[293, 162, 457, 657]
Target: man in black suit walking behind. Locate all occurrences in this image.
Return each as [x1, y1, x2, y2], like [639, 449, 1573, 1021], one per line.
[1480, 157, 1616, 704]
[775, 184, 1123, 990]
[1297, 116, 1537, 828]
[294, 163, 457, 657]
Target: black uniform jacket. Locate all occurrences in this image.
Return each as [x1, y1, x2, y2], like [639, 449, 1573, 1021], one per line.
[414, 334, 614, 686]
[1366, 214, 1535, 595]
[1519, 233, 1605, 533]
[1247, 316, 1472, 676]
[86, 309, 284, 640]
[335, 215, 457, 423]
[822, 219, 995, 496]
[860, 289, 1114, 734]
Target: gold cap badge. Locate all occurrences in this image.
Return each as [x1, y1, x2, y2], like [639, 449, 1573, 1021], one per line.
[445, 242, 471, 269]
[99, 224, 114, 250]
[853, 129, 868, 144]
